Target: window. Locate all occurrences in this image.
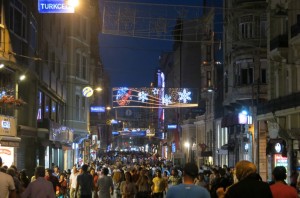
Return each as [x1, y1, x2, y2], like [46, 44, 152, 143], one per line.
[29, 14, 37, 51]
[82, 55, 87, 79]
[239, 15, 263, 39]
[235, 59, 254, 86]
[207, 71, 212, 87]
[82, 17, 87, 40]
[75, 52, 80, 77]
[0, 0, 4, 49]
[206, 45, 211, 62]
[37, 91, 43, 120]
[57, 60, 61, 80]
[81, 97, 86, 121]
[9, 0, 27, 39]
[75, 95, 80, 120]
[261, 68, 267, 84]
[51, 100, 57, 122]
[51, 52, 55, 72]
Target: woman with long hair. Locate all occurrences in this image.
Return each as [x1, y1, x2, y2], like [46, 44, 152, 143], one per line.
[120, 172, 136, 198]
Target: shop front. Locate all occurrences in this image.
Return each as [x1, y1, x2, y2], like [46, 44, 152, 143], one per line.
[0, 115, 20, 166]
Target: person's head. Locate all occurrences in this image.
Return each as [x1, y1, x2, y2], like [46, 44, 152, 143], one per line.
[59, 173, 66, 180]
[81, 164, 89, 172]
[54, 166, 59, 173]
[45, 168, 52, 177]
[171, 168, 178, 176]
[101, 167, 109, 176]
[155, 169, 162, 177]
[235, 160, 256, 181]
[90, 167, 95, 175]
[183, 163, 198, 180]
[6, 168, 16, 177]
[35, 166, 46, 178]
[272, 166, 287, 181]
[125, 171, 132, 182]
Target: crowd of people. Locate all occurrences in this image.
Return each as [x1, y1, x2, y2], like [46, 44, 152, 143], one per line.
[0, 154, 299, 198]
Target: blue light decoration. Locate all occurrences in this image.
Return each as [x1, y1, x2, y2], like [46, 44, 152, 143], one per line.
[112, 87, 198, 108]
[38, 0, 75, 13]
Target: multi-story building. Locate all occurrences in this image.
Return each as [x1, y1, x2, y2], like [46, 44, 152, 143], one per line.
[0, 0, 107, 174]
[257, 0, 300, 182]
[223, 0, 268, 169]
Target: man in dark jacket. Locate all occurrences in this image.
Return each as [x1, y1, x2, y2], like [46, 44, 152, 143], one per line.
[217, 160, 272, 198]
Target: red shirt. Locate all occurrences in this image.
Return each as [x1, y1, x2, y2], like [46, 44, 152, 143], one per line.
[270, 182, 298, 198]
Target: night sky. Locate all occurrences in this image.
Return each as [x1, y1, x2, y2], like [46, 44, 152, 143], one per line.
[99, 0, 209, 88]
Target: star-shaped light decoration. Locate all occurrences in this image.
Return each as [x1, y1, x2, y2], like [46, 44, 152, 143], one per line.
[138, 91, 148, 102]
[162, 94, 172, 106]
[178, 88, 191, 103]
[152, 88, 159, 95]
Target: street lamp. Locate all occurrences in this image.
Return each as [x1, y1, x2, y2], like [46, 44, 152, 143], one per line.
[184, 141, 190, 163]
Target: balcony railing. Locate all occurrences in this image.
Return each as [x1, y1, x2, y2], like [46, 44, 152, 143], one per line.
[257, 92, 300, 115]
[270, 34, 288, 51]
[291, 24, 300, 38]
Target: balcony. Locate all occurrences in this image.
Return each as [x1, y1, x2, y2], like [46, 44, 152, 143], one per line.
[291, 24, 300, 38]
[257, 92, 300, 115]
[270, 34, 288, 51]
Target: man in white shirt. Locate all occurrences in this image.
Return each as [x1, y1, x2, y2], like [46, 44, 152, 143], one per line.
[22, 166, 56, 198]
[69, 165, 79, 198]
[0, 156, 16, 198]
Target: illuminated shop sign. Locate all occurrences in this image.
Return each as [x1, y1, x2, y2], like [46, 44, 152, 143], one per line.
[112, 87, 198, 108]
[90, 106, 105, 113]
[167, 124, 177, 129]
[49, 121, 73, 143]
[38, 0, 75, 13]
[0, 116, 16, 136]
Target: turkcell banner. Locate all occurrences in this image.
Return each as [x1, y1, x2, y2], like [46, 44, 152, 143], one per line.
[38, 0, 75, 13]
[112, 87, 198, 108]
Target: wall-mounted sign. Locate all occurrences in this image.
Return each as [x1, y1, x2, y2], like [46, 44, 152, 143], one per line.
[167, 124, 177, 129]
[90, 106, 105, 113]
[38, 0, 75, 13]
[82, 87, 94, 97]
[0, 116, 16, 136]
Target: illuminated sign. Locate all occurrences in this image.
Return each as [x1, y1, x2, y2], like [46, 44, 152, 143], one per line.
[82, 87, 94, 97]
[167, 124, 177, 129]
[90, 106, 105, 113]
[274, 154, 288, 169]
[38, 0, 75, 13]
[0, 116, 16, 136]
[112, 87, 198, 108]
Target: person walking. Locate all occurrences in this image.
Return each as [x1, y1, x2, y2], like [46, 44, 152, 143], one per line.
[151, 169, 167, 198]
[0, 157, 16, 198]
[95, 167, 114, 198]
[21, 166, 56, 198]
[69, 166, 79, 198]
[166, 163, 210, 198]
[216, 160, 272, 198]
[270, 166, 298, 198]
[75, 164, 93, 198]
[120, 172, 136, 198]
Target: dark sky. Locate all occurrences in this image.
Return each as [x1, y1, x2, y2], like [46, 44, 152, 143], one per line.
[99, 0, 207, 88]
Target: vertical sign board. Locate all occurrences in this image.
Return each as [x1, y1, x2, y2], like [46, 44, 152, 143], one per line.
[83, 139, 90, 164]
[0, 115, 16, 136]
[38, 0, 75, 13]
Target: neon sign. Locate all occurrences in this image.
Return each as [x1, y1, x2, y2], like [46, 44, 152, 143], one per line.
[38, 0, 75, 13]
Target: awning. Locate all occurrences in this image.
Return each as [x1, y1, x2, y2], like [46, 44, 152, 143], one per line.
[0, 136, 21, 147]
[18, 125, 37, 137]
[221, 113, 239, 128]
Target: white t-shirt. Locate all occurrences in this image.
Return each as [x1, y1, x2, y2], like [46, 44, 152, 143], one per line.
[0, 172, 15, 198]
[70, 172, 78, 189]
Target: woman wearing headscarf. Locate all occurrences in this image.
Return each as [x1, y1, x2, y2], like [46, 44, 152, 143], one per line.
[216, 160, 272, 198]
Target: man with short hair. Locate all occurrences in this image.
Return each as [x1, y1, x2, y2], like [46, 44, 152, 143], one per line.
[0, 157, 16, 198]
[166, 163, 210, 198]
[22, 166, 56, 198]
[95, 167, 113, 198]
[70, 165, 79, 198]
[75, 164, 93, 198]
[270, 166, 298, 198]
